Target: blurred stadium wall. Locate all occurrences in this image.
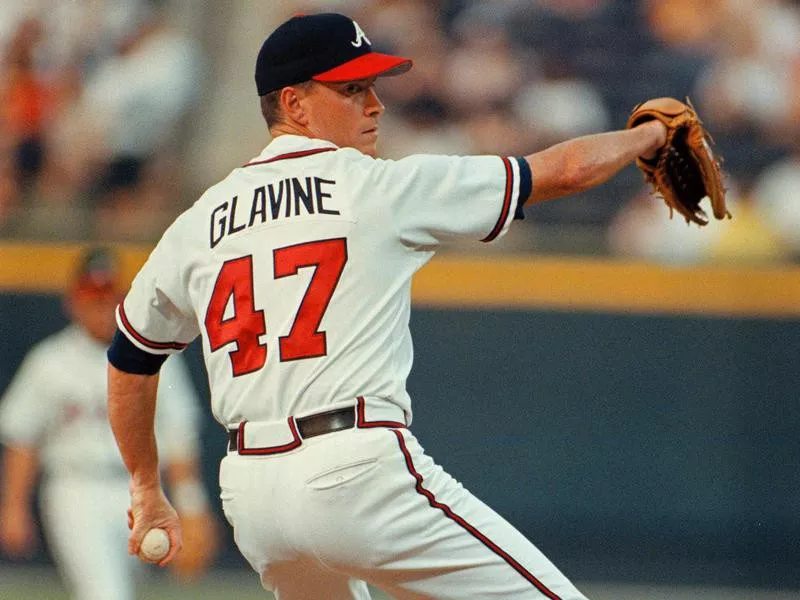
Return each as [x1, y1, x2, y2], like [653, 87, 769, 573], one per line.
[1, 243, 799, 590]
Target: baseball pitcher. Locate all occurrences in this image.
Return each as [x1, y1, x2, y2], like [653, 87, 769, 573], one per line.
[105, 12, 697, 600]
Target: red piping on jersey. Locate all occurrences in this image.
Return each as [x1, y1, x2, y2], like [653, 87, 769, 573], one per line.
[243, 147, 337, 167]
[236, 418, 302, 455]
[482, 157, 514, 243]
[355, 396, 406, 429]
[118, 304, 188, 351]
[391, 430, 563, 600]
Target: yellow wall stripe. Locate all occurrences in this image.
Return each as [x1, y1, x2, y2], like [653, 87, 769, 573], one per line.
[412, 255, 800, 317]
[1, 243, 798, 317]
[0, 243, 151, 293]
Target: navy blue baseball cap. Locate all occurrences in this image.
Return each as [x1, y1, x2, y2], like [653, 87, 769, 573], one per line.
[72, 247, 121, 297]
[255, 13, 412, 96]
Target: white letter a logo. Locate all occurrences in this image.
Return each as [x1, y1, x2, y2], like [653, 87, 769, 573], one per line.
[351, 21, 371, 47]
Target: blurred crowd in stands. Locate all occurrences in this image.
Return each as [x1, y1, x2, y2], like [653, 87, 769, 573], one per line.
[1, 0, 799, 264]
[0, 0, 202, 241]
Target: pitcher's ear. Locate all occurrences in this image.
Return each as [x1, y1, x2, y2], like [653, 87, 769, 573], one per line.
[280, 84, 310, 126]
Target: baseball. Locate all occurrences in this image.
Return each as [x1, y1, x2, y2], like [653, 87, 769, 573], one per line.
[139, 528, 170, 561]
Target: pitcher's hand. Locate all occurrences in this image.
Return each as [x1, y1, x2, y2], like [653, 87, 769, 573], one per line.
[128, 481, 183, 567]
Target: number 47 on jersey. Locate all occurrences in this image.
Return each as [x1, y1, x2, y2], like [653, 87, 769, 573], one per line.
[204, 238, 347, 377]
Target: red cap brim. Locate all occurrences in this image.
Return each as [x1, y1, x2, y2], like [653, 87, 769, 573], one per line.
[73, 274, 120, 299]
[313, 52, 412, 83]
[72, 285, 120, 303]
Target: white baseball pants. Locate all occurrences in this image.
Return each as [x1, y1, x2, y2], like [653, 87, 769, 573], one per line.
[41, 477, 139, 600]
[220, 425, 589, 599]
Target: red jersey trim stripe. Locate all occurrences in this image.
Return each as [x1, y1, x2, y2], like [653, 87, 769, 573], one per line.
[482, 157, 514, 243]
[243, 147, 337, 167]
[392, 430, 563, 600]
[118, 304, 188, 351]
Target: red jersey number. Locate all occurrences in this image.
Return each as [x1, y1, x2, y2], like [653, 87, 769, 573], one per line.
[204, 239, 347, 376]
[204, 255, 266, 376]
[274, 238, 347, 361]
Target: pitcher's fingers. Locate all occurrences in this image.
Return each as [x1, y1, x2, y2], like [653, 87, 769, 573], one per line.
[157, 529, 183, 567]
[128, 533, 138, 556]
[128, 523, 147, 556]
[127, 508, 134, 530]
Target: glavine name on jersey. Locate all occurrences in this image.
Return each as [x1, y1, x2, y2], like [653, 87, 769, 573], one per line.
[210, 177, 340, 248]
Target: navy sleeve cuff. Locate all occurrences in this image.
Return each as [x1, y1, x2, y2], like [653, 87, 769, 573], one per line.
[108, 329, 168, 375]
[514, 157, 531, 220]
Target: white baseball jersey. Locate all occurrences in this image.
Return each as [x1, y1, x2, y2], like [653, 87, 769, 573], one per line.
[0, 323, 203, 600]
[0, 324, 201, 476]
[116, 134, 595, 600]
[117, 134, 528, 429]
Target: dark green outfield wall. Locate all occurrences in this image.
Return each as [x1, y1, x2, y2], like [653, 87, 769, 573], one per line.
[1, 294, 798, 587]
[407, 310, 800, 587]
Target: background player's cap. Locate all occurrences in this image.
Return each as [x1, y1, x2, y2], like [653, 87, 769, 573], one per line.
[72, 247, 121, 298]
[255, 12, 412, 96]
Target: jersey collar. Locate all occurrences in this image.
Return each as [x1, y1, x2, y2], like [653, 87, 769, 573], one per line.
[247, 135, 339, 166]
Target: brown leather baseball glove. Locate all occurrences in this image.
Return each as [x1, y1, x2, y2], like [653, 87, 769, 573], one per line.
[626, 97, 729, 226]
[169, 512, 221, 582]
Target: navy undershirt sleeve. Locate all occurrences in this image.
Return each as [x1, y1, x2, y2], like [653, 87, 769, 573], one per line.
[514, 157, 532, 220]
[107, 329, 168, 375]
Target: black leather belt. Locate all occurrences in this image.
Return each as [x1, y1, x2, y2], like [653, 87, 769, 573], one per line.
[228, 407, 355, 451]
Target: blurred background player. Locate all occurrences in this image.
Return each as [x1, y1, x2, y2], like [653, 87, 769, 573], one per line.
[0, 246, 220, 600]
